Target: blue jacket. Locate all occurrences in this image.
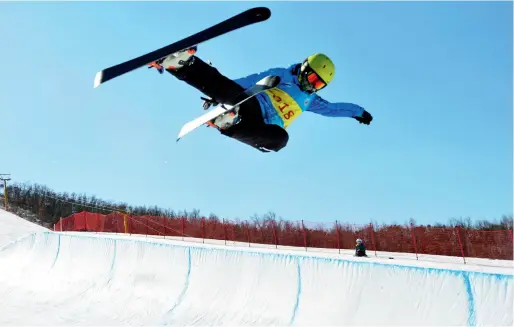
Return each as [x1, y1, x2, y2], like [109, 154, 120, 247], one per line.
[233, 63, 365, 129]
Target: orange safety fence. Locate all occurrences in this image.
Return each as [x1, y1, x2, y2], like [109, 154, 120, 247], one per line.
[53, 211, 514, 261]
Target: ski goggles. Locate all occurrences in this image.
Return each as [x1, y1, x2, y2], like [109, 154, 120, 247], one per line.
[306, 71, 326, 90]
[299, 63, 327, 93]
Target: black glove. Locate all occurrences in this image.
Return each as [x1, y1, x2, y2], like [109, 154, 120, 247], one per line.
[353, 109, 373, 125]
[201, 97, 219, 110]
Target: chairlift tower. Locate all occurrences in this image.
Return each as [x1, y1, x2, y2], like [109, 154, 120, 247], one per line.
[0, 174, 12, 210]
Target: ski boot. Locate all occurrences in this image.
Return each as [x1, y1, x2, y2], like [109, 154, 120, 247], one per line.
[205, 107, 241, 131]
[147, 46, 197, 74]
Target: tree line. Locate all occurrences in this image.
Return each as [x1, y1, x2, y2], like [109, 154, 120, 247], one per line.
[1, 181, 512, 232]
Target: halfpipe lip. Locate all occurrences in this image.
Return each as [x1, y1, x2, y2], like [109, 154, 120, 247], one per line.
[37, 230, 514, 277]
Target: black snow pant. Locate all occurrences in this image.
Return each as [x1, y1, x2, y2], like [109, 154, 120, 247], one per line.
[167, 56, 289, 152]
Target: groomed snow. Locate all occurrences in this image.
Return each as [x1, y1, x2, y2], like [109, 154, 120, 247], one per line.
[0, 207, 47, 248]
[1, 208, 513, 325]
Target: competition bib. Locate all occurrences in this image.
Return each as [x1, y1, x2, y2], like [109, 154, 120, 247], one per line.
[264, 88, 303, 129]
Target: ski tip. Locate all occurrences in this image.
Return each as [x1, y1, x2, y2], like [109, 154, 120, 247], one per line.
[93, 71, 103, 88]
[249, 7, 271, 21]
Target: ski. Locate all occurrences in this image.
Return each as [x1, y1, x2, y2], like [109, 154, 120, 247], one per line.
[93, 7, 271, 88]
[176, 75, 280, 141]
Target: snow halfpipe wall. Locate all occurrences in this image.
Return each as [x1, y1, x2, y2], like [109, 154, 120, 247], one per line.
[0, 229, 512, 326]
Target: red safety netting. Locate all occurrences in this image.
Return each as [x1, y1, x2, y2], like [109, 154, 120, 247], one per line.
[336, 222, 376, 252]
[372, 224, 417, 255]
[103, 212, 123, 233]
[245, 219, 276, 246]
[462, 229, 513, 260]
[203, 217, 226, 242]
[274, 220, 305, 248]
[301, 220, 339, 250]
[164, 217, 186, 238]
[53, 211, 513, 261]
[412, 226, 463, 258]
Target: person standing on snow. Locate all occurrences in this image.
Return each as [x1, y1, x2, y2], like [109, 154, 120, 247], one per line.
[149, 46, 373, 152]
[355, 238, 368, 257]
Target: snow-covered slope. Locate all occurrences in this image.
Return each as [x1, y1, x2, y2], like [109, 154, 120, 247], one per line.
[0, 208, 47, 247]
[0, 210, 512, 325]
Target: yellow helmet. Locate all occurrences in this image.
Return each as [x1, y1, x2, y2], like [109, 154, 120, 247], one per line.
[298, 53, 335, 93]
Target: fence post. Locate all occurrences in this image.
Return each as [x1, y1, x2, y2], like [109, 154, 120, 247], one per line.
[335, 220, 341, 254]
[123, 214, 129, 234]
[223, 218, 227, 246]
[455, 226, 466, 264]
[272, 220, 278, 249]
[202, 217, 205, 243]
[246, 221, 251, 247]
[181, 217, 185, 241]
[163, 216, 166, 239]
[301, 220, 307, 251]
[410, 222, 419, 260]
[369, 223, 377, 257]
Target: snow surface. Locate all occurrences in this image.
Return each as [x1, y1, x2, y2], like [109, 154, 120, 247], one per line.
[1, 208, 513, 325]
[0, 207, 47, 247]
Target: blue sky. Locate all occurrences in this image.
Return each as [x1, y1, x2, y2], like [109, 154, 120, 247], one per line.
[0, 2, 512, 226]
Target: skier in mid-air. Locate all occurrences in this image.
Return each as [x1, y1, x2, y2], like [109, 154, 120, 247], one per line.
[149, 46, 373, 153]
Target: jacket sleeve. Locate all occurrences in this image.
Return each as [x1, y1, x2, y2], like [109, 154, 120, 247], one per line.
[307, 94, 365, 118]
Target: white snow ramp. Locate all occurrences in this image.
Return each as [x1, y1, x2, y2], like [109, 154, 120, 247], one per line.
[0, 230, 512, 325]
